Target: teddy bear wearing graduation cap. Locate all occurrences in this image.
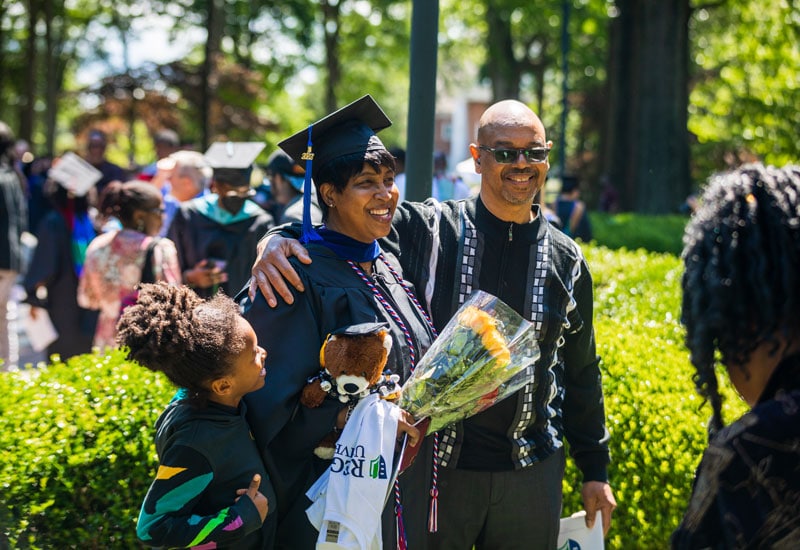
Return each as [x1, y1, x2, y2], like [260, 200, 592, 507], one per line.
[301, 322, 401, 459]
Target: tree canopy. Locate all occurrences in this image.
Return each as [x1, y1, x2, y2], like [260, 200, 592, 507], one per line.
[1, 0, 797, 213]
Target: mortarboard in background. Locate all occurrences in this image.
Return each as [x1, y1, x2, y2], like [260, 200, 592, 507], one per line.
[204, 141, 266, 187]
[277, 94, 392, 242]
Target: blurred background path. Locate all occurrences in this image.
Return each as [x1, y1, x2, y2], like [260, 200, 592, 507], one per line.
[3, 283, 47, 371]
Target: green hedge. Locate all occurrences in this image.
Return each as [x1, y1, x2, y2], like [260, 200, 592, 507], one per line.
[561, 245, 746, 548]
[0, 350, 173, 549]
[0, 243, 747, 548]
[590, 212, 689, 255]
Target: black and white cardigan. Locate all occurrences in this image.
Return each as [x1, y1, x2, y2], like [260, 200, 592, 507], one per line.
[383, 196, 610, 482]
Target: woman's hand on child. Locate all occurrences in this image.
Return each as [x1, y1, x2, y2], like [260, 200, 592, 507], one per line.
[235, 473, 269, 522]
[397, 410, 420, 447]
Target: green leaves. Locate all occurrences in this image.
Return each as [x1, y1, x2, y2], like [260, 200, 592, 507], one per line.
[0, 348, 172, 548]
[688, 0, 800, 180]
[560, 243, 747, 548]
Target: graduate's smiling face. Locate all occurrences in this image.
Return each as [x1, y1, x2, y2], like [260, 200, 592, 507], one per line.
[320, 163, 398, 243]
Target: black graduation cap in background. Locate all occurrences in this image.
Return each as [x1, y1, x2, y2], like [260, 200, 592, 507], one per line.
[277, 94, 392, 242]
[203, 141, 266, 187]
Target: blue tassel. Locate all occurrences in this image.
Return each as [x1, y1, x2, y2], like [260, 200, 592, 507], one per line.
[300, 125, 322, 244]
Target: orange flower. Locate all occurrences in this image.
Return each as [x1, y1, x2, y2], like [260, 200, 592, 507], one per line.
[459, 306, 497, 335]
[480, 330, 503, 353]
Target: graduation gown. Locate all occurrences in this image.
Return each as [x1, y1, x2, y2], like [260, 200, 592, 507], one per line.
[168, 198, 274, 298]
[240, 244, 436, 550]
[23, 211, 96, 359]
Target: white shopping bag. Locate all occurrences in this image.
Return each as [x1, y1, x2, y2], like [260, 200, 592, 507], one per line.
[557, 510, 604, 550]
[24, 308, 58, 352]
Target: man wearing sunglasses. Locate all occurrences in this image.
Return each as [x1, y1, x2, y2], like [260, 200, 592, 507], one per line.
[252, 99, 616, 549]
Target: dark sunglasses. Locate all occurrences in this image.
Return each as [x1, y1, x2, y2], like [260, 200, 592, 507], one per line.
[478, 145, 551, 164]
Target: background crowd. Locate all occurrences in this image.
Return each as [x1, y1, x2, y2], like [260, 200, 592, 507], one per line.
[0, 117, 596, 372]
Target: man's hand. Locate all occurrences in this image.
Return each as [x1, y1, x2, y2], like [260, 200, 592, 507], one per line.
[235, 473, 269, 523]
[581, 480, 616, 536]
[248, 234, 311, 306]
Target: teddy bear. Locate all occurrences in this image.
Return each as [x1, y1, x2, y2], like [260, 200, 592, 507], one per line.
[301, 322, 402, 459]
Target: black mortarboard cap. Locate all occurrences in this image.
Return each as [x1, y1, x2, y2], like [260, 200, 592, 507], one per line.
[277, 95, 392, 242]
[204, 141, 266, 187]
[330, 322, 390, 338]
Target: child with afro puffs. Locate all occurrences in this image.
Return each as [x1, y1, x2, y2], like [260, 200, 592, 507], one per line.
[118, 283, 275, 549]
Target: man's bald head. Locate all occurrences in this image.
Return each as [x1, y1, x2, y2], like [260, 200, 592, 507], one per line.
[470, 100, 551, 223]
[477, 100, 545, 143]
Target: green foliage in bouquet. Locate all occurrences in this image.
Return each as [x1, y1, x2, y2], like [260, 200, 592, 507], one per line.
[0, 348, 173, 549]
[399, 296, 538, 433]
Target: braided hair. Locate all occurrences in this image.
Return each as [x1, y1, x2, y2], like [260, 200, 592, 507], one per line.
[116, 283, 246, 404]
[681, 163, 800, 433]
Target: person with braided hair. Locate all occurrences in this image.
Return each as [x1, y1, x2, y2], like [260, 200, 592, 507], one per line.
[78, 180, 181, 349]
[672, 163, 800, 548]
[118, 282, 275, 549]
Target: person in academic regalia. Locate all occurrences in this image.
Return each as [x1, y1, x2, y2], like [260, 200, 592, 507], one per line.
[239, 96, 437, 549]
[23, 169, 98, 360]
[168, 142, 274, 299]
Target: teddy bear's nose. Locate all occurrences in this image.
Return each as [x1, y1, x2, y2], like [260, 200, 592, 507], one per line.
[343, 383, 360, 394]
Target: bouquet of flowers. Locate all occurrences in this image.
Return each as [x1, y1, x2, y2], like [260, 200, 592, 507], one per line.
[398, 290, 539, 434]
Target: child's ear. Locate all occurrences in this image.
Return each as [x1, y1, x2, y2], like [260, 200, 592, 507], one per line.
[210, 377, 232, 396]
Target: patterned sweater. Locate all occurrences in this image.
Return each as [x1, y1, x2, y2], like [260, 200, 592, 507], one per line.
[137, 398, 276, 549]
[383, 196, 610, 479]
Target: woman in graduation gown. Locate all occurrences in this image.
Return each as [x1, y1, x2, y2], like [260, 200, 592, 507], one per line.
[240, 96, 437, 549]
[23, 176, 97, 360]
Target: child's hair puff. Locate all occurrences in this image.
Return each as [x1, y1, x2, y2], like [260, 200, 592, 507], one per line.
[116, 283, 245, 402]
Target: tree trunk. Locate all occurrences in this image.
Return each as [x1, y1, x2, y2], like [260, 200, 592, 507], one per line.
[20, 0, 39, 143]
[485, 0, 520, 101]
[322, 0, 341, 113]
[0, 3, 7, 97]
[202, 0, 224, 149]
[604, 0, 691, 213]
[43, 0, 57, 155]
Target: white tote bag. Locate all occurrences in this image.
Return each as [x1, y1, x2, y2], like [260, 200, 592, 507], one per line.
[557, 510, 604, 550]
